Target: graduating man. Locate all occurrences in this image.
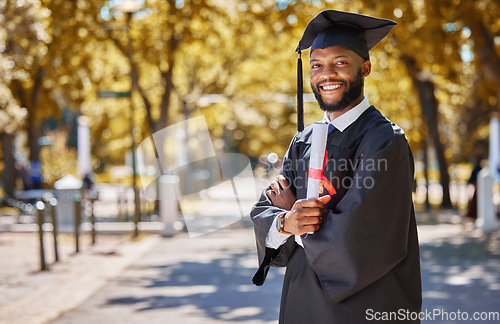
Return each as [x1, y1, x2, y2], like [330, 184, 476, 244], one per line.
[251, 10, 422, 323]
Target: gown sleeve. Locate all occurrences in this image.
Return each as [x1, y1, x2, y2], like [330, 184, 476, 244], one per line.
[251, 135, 299, 286]
[302, 124, 416, 304]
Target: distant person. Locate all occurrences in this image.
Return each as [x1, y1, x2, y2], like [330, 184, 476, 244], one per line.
[30, 159, 42, 189]
[250, 10, 421, 323]
[83, 173, 95, 191]
[16, 159, 33, 190]
[465, 156, 483, 220]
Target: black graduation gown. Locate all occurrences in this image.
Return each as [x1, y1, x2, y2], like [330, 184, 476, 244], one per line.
[251, 106, 422, 323]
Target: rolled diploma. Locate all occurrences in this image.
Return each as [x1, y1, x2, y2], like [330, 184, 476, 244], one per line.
[307, 122, 329, 199]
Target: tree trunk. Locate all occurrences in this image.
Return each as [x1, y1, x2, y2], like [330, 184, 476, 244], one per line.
[422, 80, 453, 208]
[28, 68, 44, 162]
[27, 124, 41, 161]
[15, 68, 44, 164]
[1, 133, 16, 197]
[402, 56, 453, 208]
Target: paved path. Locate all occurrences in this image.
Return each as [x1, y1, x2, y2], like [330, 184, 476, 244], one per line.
[48, 219, 500, 324]
[418, 224, 500, 323]
[50, 225, 282, 324]
[0, 232, 160, 324]
[1, 213, 499, 324]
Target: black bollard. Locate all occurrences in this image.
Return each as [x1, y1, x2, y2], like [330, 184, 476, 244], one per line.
[118, 190, 124, 221]
[89, 190, 97, 245]
[74, 193, 82, 253]
[36, 201, 47, 271]
[49, 198, 59, 262]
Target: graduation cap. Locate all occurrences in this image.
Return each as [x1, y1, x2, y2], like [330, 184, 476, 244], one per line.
[295, 10, 397, 131]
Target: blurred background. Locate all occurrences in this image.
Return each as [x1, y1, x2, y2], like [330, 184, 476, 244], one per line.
[0, 0, 499, 323]
[0, 0, 498, 212]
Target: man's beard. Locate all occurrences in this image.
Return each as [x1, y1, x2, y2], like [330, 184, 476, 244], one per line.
[311, 68, 364, 112]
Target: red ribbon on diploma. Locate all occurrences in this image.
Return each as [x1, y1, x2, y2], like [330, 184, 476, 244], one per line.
[308, 149, 336, 196]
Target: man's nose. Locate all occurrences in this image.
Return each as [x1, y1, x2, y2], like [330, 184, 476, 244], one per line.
[319, 64, 338, 80]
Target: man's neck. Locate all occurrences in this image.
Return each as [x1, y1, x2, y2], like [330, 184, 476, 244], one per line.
[326, 95, 364, 121]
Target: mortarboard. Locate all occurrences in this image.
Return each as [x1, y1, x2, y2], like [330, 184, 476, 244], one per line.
[295, 10, 397, 131]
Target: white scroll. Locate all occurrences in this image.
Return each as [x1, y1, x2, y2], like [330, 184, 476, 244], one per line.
[307, 122, 329, 199]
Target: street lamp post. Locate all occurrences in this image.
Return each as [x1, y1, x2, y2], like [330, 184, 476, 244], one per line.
[115, 0, 143, 238]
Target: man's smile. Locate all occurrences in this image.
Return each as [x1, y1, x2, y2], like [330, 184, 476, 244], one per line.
[317, 82, 345, 102]
[320, 83, 342, 91]
[320, 83, 343, 91]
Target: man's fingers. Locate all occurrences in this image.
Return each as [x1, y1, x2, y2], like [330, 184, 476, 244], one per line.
[294, 197, 326, 208]
[292, 206, 323, 218]
[270, 181, 280, 194]
[294, 198, 317, 208]
[277, 175, 290, 190]
[303, 224, 320, 233]
[266, 189, 276, 200]
[297, 215, 322, 225]
[318, 195, 331, 204]
[293, 196, 331, 209]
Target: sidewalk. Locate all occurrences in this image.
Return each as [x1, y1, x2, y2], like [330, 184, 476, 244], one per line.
[50, 224, 278, 324]
[417, 212, 500, 323]
[1, 212, 499, 324]
[0, 230, 161, 324]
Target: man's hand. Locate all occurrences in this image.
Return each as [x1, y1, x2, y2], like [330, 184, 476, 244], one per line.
[283, 195, 331, 235]
[266, 175, 297, 210]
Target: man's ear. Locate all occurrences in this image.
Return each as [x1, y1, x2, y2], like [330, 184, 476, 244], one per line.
[362, 60, 371, 77]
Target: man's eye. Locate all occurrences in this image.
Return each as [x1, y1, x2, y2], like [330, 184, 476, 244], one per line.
[335, 61, 347, 65]
[312, 64, 321, 69]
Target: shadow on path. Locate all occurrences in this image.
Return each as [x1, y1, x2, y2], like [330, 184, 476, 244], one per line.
[105, 245, 283, 322]
[420, 232, 500, 323]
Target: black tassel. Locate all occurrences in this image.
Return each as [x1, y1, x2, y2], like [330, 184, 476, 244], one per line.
[297, 51, 304, 132]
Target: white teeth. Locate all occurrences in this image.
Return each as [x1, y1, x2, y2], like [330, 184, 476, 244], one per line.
[322, 84, 341, 90]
